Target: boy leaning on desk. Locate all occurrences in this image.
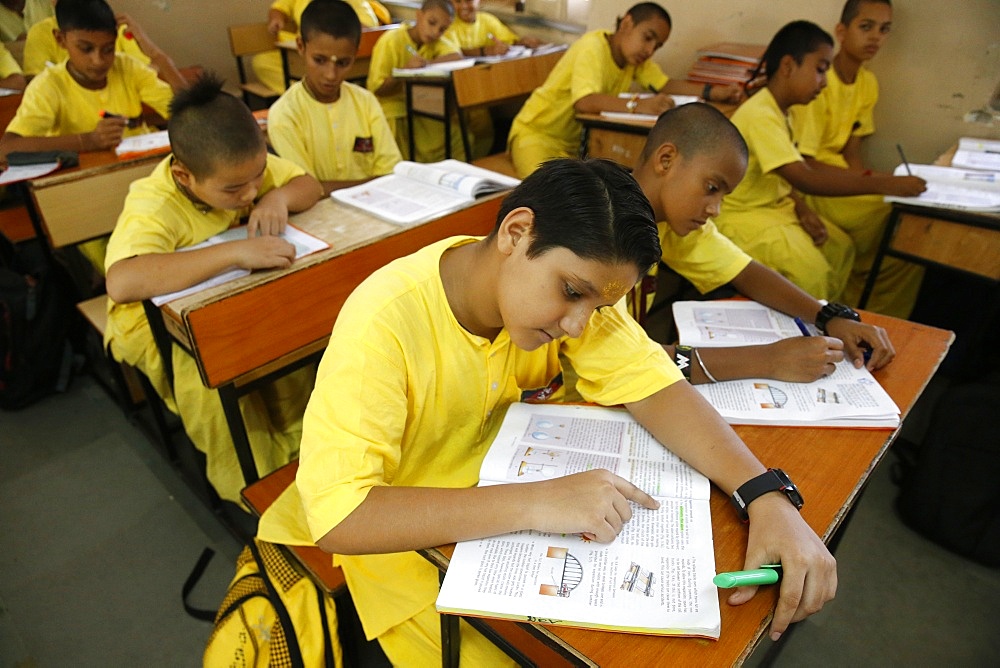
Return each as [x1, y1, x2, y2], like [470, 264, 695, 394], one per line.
[256, 158, 836, 665]
[103, 74, 323, 507]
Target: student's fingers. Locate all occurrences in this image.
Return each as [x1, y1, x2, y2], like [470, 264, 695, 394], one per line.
[612, 475, 659, 510]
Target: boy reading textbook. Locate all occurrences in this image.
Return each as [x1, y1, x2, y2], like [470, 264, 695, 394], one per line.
[331, 158, 519, 225]
[437, 403, 721, 638]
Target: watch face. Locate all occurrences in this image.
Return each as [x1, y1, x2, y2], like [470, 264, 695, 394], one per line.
[772, 469, 804, 509]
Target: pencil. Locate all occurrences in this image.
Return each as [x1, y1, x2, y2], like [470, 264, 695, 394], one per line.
[896, 144, 913, 176]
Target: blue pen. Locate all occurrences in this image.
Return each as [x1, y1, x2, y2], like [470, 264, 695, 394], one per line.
[793, 317, 811, 337]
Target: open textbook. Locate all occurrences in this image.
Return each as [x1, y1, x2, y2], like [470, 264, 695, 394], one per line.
[884, 163, 1000, 212]
[150, 224, 329, 305]
[392, 58, 477, 77]
[436, 403, 721, 639]
[331, 159, 520, 225]
[114, 129, 171, 159]
[950, 137, 1000, 172]
[673, 301, 900, 428]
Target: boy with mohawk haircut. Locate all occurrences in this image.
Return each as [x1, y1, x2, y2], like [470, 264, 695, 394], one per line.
[104, 73, 323, 505]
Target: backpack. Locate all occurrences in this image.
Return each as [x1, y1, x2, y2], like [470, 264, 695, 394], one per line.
[193, 539, 343, 668]
[894, 379, 1000, 568]
[0, 235, 76, 410]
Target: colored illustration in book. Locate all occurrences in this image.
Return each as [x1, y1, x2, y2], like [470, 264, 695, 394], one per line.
[538, 546, 584, 598]
[815, 388, 842, 404]
[752, 382, 788, 409]
[523, 416, 569, 443]
[620, 561, 656, 597]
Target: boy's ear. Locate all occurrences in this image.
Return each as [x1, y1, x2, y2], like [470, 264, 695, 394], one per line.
[54, 29, 66, 49]
[497, 207, 534, 256]
[778, 53, 796, 77]
[653, 142, 679, 174]
[296, 35, 305, 55]
[834, 22, 848, 44]
[170, 159, 195, 188]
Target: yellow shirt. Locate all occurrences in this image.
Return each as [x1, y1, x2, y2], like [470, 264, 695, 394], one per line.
[717, 88, 800, 219]
[443, 11, 519, 50]
[659, 219, 752, 294]
[510, 29, 668, 151]
[0, 41, 21, 79]
[789, 65, 878, 169]
[292, 235, 679, 637]
[7, 54, 172, 138]
[271, 0, 378, 37]
[23, 18, 150, 76]
[268, 79, 400, 182]
[367, 22, 461, 120]
[104, 154, 306, 349]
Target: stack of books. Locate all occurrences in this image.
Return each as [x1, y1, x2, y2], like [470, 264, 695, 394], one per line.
[686, 42, 765, 89]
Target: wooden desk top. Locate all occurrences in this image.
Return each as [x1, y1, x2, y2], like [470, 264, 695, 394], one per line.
[163, 195, 504, 389]
[423, 312, 954, 666]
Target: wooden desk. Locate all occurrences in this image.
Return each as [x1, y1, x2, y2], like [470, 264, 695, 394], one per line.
[422, 311, 954, 667]
[160, 195, 504, 485]
[278, 23, 399, 88]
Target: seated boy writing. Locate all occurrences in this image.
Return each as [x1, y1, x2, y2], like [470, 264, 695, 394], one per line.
[104, 73, 323, 505]
[257, 158, 836, 664]
[789, 0, 922, 318]
[268, 0, 401, 195]
[367, 0, 465, 162]
[507, 2, 742, 178]
[632, 103, 894, 384]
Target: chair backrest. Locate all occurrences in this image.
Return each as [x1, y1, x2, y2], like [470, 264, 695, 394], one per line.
[452, 49, 565, 109]
[228, 23, 278, 59]
[28, 157, 159, 250]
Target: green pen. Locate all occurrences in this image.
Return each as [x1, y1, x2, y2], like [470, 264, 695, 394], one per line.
[713, 564, 782, 588]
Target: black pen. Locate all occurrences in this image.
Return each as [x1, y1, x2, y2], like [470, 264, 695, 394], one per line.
[896, 143, 913, 176]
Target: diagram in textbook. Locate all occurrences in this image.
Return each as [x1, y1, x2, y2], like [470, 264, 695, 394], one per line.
[620, 562, 656, 597]
[538, 546, 584, 598]
[751, 382, 788, 409]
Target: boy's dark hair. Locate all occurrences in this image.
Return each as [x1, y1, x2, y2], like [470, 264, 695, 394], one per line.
[841, 0, 892, 26]
[493, 159, 661, 274]
[618, 3, 671, 31]
[753, 20, 833, 84]
[639, 103, 747, 165]
[168, 73, 266, 179]
[638, 103, 748, 165]
[420, 0, 454, 17]
[56, 0, 116, 34]
[301, 0, 362, 46]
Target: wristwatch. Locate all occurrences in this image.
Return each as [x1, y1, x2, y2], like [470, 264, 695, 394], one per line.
[730, 468, 804, 521]
[625, 94, 640, 113]
[815, 302, 861, 334]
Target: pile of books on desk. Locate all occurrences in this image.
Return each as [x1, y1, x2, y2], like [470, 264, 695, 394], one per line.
[686, 42, 765, 89]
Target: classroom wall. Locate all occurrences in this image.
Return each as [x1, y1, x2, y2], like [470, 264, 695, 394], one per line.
[116, 0, 999, 170]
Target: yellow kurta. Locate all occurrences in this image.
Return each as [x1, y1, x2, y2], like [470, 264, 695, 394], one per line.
[367, 23, 464, 162]
[251, 0, 379, 94]
[268, 79, 401, 182]
[257, 235, 680, 665]
[22, 18, 149, 76]
[790, 66, 922, 317]
[104, 155, 315, 505]
[0, 41, 21, 79]
[714, 88, 854, 301]
[0, 0, 52, 41]
[508, 29, 668, 177]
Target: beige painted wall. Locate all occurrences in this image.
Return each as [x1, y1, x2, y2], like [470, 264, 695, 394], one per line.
[116, 0, 999, 170]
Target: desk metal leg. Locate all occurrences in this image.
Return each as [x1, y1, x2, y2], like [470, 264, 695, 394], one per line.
[406, 83, 416, 161]
[858, 207, 901, 309]
[579, 127, 590, 160]
[218, 383, 259, 487]
[440, 571, 460, 668]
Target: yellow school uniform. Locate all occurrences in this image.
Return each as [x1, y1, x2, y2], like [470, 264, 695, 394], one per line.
[790, 66, 922, 317]
[23, 18, 149, 76]
[251, 0, 379, 94]
[269, 79, 401, 183]
[508, 29, 668, 178]
[0, 41, 21, 79]
[713, 88, 854, 301]
[257, 235, 679, 665]
[443, 12, 521, 159]
[367, 23, 464, 162]
[0, 0, 50, 41]
[104, 155, 314, 505]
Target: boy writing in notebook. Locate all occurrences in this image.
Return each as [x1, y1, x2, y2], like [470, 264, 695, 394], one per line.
[507, 2, 742, 178]
[632, 103, 894, 384]
[789, 0, 922, 318]
[257, 159, 836, 665]
[268, 0, 400, 195]
[104, 74, 323, 506]
[367, 0, 465, 162]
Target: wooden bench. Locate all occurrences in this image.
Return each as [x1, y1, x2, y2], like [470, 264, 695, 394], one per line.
[227, 23, 283, 108]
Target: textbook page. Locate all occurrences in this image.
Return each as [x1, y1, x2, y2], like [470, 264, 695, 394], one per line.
[0, 161, 61, 185]
[331, 159, 519, 226]
[951, 137, 1000, 172]
[114, 130, 170, 158]
[392, 58, 477, 77]
[437, 403, 721, 639]
[150, 224, 329, 305]
[673, 300, 805, 347]
[884, 164, 1000, 211]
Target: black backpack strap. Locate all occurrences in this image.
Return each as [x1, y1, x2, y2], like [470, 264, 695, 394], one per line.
[248, 539, 305, 668]
[181, 547, 218, 621]
[315, 579, 335, 667]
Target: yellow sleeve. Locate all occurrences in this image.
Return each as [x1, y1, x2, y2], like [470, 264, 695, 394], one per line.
[6, 73, 60, 136]
[126, 55, 173, 119]
[22, 18, 58, 76]
[267, 92, 315, 175]
[0, 43, 20, 78]
[482, 13, 519, 44]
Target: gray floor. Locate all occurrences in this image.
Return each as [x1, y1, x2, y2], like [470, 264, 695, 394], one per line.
[2, 371, 999, 667]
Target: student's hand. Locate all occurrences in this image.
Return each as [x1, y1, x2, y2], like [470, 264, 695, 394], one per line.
[764, 336, 845, 381]
[84, 116, 127, 150]
[247, 196, 290, 237]
[267, 16, 285, 36]
[882, 175, 928, 197]
[484, 36, 509, 56]
[519, 36, 542, 49]
[793, 199, 827, 246]
[729, 494, 837, 642]
[115, 14, 152, 52]
[405, 54, 428, 68]
[526, 469, 659, 544]
[640, 93, 675, 116]
[824, 318, 895, 371]
[712, 82, 745, 104]
[232, 236, 296, 270]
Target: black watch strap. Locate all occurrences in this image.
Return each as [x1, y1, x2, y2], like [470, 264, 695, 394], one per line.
[815, 302, 860, 334]
[730, 468, 804, 521]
